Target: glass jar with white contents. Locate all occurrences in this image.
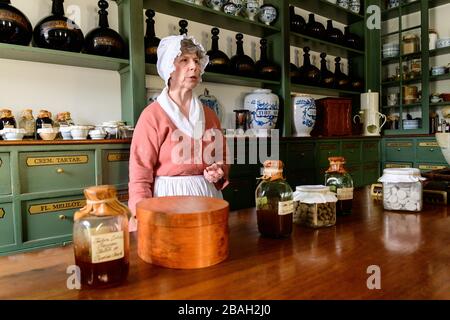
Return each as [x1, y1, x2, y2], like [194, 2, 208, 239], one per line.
[378, 168, 426, 212]
[293, 185, 338, 228]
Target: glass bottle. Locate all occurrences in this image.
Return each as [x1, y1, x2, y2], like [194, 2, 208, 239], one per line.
[33, 0, 84, 52]
[298, 47, 320, 85]
[179, 19, 188, 35]
[64, 111, 75, 126]
[0, 108, 16, 130]
[326, 20, 343, 45]
[229, 33, 255, 77]
[0, 0, 33, 46]
[290, 62, 301, 83]
[144, 9, 160, 64]
[343, 26, 362, 50]
[19, 109, 35, 138]
[289, 5, 305, 34]
[73, 185, 130, 289]
[83, 0, 126, 59]
[205, 27, 230, 74]
[255, 160, 293, 238]
[35, 110, 53, 139]
[319, 52, 334, 88]
[255, 38, 280, 80]
[305, 13, 325, 40]
[325, 157, 353, 216]
[333, 57, 350, 89]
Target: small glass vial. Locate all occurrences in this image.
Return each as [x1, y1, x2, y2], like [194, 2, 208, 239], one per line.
[378, 168, 425, 211]
[19, 109, 35, 138]
[73, 185, 130, 289]
[255, 160, 293, 238]
[293, 185, 337, 228]
[325, 156, 354, 216]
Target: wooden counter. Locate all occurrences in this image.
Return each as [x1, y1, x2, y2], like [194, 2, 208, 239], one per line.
[0, 139, 132, 146]
[1, 187, 450, 300]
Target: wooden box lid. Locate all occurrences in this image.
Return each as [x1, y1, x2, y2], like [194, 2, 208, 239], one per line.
[136, 196, 229, 227]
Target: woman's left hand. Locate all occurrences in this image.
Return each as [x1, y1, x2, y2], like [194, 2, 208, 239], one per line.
[204, 162, 225, 184]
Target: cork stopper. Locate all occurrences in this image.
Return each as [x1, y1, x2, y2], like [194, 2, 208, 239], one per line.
[0, 109, 12, 118]
[74, 185, 130, 220]
[38, 110, 51, 118]
[326, 157, 348, 174]
[261, 160, 285, 181]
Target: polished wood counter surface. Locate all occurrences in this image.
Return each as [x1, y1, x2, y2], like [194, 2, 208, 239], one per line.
[1, 187, 450, 300]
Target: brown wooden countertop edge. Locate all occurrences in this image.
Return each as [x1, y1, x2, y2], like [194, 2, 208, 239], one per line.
[0, 139, 132, 146]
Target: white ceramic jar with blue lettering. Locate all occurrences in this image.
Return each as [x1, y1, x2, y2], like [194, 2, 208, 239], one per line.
[292, 94, 316, 137]
[259, 4, 278, 25]
[245, 0, 260, 21]
[244, 89, 279, 130]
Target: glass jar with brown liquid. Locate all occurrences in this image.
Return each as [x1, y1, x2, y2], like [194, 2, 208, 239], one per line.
[255, 160, 293, 238]
[325, 157, 353, 216]
[73, 185, 130, 289]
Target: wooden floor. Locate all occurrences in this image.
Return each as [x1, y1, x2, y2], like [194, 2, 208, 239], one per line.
[1, 187, 450, 300]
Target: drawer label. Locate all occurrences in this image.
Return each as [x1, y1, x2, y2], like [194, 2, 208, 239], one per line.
[319, 144, 338, 150]
[363, 143, 377, 148]
[0, 208, 4, 219]
[91, 231, 125, 264]
[387, 142, 412, 148]
[26, 155, 89, 166]
[343, 143, 359, 149]
[107, 152, 130, 162]
[385, 163, 412, 168]
[418, 164, 447, 170]
[117, 193, 129, 202]
[29, 199, 86, 215]
[418, 142, 439, 147]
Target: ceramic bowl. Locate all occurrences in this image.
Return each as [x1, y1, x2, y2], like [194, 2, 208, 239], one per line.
[436, 37, 450, 49]
[431, 66, 446, 76]
[59, 126, 72, 140]
[37, 128, 59, 140]
[70, 126, 91, 140]
[89, 129, 107, 140]
[1, 128, 26, 140]
[403, 119, 420, 129]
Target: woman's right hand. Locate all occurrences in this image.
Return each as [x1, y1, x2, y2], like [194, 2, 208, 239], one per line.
[204, 162, 225, 184]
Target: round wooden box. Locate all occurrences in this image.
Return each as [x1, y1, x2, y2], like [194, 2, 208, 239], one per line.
[136, 196, 229, 269]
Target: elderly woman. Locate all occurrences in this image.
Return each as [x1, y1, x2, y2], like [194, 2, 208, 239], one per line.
[128, 34, 229, 229]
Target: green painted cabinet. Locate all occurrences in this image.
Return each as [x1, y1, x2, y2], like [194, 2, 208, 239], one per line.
[342, 141, 362, 164]
[0, 153, 11, 195]
[0, 202, 14, 248]
[317, 142, 341, 167]
[19, 151, 96, 194]
[102, 150, 130, 187]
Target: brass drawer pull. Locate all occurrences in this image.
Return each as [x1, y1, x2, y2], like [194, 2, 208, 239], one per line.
[59, 215, 67, 220]
[430, 148, 434, 152]
[397, 148, 401, 151]
[56, 168, 64, 174]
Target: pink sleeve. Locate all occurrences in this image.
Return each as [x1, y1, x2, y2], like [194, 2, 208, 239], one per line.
[128, 111, 160, 217]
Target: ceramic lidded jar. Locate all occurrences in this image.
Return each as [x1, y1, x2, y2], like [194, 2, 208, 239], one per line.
[245, 0, 260, 21]
[244, 89, 279, 130]
[292, 94, 316, 137]
[223, 2, 238, 15]
[199, 88, 222, 121]
[206, 0, 226, 11]
[259, 4, 278, 26]
[229, 0, 244, 15]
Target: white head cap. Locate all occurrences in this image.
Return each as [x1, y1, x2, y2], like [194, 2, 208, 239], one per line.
[156, 34, 209, 86]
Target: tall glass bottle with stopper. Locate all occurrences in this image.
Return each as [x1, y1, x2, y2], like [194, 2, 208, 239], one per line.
[325, 157, 353, 215]
[73, 185, 130, 289]
[255, 160, 293, 238]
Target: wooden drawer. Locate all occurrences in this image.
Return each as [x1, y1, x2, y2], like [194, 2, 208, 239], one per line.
[384, 162, 413, 169]
[286, 169, 316, 189]
[363, 162, 380, 186]
[317, 142, 340, 166]
[222, 178, 256, 211]
[342, 141, 362, 164]
[21, 195, 84, 243]
[102, 150, 130, 186]
[416, 140, 446, 163]
[19, 151, 95, 194]
[0, 153, 11, 195]
[385, 140, 414, 161]
[0, 202, 14, 248]
[363, 141, 380, 162]
[415, 163, 447, 172]
[286, 143, 315, 169]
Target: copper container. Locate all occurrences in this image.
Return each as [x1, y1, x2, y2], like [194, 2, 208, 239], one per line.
[136, 196, 229, 269]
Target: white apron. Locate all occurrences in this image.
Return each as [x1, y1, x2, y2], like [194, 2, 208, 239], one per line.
[154, 175, 223, 199]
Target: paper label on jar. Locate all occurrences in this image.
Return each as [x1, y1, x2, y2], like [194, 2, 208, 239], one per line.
[278, 200, 294, 216]
[337, 187, 354, 200]
[91, 231, 124, 264]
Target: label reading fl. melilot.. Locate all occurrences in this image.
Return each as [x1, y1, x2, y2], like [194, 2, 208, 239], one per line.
[91, 231, 125, 264]
[337, 187, 354, 200]
[278, 200, 294, 216]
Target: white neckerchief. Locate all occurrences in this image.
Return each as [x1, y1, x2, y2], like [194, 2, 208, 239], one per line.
[157, 87, 205, 139]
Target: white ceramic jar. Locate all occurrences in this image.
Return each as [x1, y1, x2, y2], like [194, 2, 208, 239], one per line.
[244, 89, 279, 130]
[292, 94, 316, 137]
[378, 168, 426, 211]
[245, 0, 260, 21]
[259, 4, 278, 26]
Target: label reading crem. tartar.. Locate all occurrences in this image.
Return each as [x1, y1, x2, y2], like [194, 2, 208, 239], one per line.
[278, 200, 294, 216]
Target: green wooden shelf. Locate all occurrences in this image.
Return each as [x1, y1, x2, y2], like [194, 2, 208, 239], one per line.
[430, 46, 450, 57]
[382, 73, 450, 87]
[382, 51, 421, 65]
[145, 63, 280, 87]
[290, 31, 364, 59]
[144, 0, 280, 38]
[291, 0, 364, 25]
[382, 102, 422, 109]
[381, 25, 421, 38]
[290, 83, 361, 96]
[382, 0, 449, 20]
[430, 101, 450, 107]
[0, 43, 129, 71]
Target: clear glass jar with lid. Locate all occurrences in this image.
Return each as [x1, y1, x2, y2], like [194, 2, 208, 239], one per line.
[293, 185, 337, 228]
[255, 160, 293, 238]
[378, 168, 426, 211]
[73, 185, 130, 288]
[402, 34, 420, 55]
